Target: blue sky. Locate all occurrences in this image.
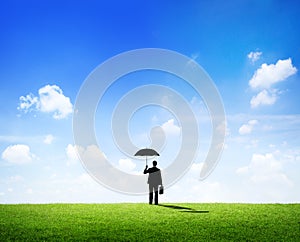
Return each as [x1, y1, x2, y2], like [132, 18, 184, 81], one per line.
[0, 0, 300, 203]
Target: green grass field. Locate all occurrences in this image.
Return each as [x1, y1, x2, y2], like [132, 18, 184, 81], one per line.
[0, 203, 299, 241]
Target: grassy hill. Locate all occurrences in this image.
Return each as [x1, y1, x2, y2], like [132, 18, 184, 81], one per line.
[0, 203, 299, 241]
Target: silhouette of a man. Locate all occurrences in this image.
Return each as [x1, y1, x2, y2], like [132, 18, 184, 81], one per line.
[143, 160, 162, 205]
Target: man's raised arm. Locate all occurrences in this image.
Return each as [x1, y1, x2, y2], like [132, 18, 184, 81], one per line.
[143, 165, 149, 174]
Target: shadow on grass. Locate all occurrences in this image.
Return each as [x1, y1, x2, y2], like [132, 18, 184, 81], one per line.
[159, 204, 209, 214]
[158, 204, 193, 210]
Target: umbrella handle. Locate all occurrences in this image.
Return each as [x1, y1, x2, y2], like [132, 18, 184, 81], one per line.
[146, 156, 148, 166]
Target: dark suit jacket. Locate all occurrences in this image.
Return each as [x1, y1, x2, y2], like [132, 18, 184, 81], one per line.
[144, 166, 162, 186]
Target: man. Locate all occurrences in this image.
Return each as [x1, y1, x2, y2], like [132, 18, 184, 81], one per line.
[143, 160, 162, 205]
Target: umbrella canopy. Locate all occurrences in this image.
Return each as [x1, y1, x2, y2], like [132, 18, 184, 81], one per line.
[135, 148, 159, 157]
[134, 148, 159, 165]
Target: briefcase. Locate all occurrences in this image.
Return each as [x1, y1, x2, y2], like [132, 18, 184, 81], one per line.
[159, 185, 164, 195]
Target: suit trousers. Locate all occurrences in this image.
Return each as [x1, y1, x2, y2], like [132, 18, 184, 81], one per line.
[149, 184, 159, 205]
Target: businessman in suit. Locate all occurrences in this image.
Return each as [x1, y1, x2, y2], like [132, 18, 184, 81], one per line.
[143, 160, 162, 205]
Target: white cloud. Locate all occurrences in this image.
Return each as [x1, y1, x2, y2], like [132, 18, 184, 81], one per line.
[236, 166, 249, 174]
[68, 144, 107, 167]
[1, 144, 35, 164]
[38, 85, 73, 119]
[247, 51, 262, 63]
[18, 84, 73, 119]
[188, 162, 204, 178]
[248, 58, 296, 108]
[18, 94, 38, 112]
[240, 154, 272, 175]
[117, 158, 137, 173]
[66, 144, 80, 166]
[166, 178, 226, 203]
[79, 145, 106, 163]
[236, 153, 293, 187]
[250, 89, 277, 108]
[161, 119, 181, 136]
[239, 119, 258, 135]
[248, 120, 258, 126]
[249, 58, 297, 89]
[43, 134, 54, 144]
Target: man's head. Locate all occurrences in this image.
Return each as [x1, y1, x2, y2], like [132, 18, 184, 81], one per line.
[153, 160, 157, 166]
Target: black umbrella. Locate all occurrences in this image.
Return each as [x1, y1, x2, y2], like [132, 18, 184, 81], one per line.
[134, 148, 159, 166]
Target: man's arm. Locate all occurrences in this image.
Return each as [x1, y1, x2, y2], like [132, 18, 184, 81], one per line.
[158, 170, 162, 185]
[143, 165, 149, 174]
